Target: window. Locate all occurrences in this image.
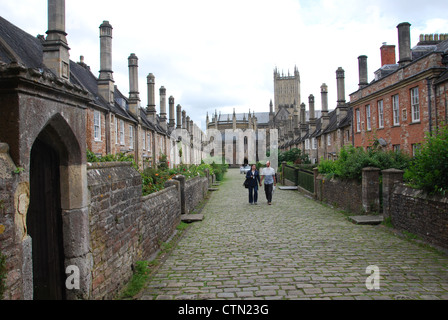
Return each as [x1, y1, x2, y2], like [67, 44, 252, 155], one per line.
[129, 125, 134, 149]
[312, 138, 317, 150]
[393, 144, 401, 153]
[120, 120, 125, 145]
[142, 130, 146, 151]
[94, 111, 101, 141]
[147, 133, 151, 152]
[327, 134, 331, 146]
[412, 144, 421, 157]
[115, 118, 118, 145]
[378, 100, 384, 128]
[411, 87, 420, 122]
[356, 109, 361, 132]
[366, 105, 371, 131]
[392, 94, 400, 126]
[305, 139, 310, 150]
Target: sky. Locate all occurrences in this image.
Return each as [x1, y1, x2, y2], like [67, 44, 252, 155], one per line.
[2, 0, 448, 130]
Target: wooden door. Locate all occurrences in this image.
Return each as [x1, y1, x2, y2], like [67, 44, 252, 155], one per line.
[27, 138, 66, 300]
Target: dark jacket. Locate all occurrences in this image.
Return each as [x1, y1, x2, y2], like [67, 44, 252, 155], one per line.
[246, 170, 261, 188]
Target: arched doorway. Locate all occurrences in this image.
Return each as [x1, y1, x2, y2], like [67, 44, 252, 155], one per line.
[27, 136, 66, 300]
[25, 113, 88, 300]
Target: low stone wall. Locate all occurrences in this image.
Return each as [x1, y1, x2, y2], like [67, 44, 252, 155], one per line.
[390, 184, 448, 250]
[315, 176, 364, 214]
[140, 185, 181, 261]
[87, 162, 143, 300]
[185, 176, 209, 214]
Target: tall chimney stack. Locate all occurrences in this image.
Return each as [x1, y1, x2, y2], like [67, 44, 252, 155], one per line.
[176, 105, 182, 130]
[159, 86, 167, 130]
[336, 67, 346, 106]
[169, 96, 175, 132]
[128, 53, 140, 119]
[358, 55, 368, 89]
[146, 73, 156, 122]
[397, 22, 412, 67]
[182, 110, 187, 130]
[321, 83, 330, 129]
[98, 21, 114, 105]
[43, 0, 70, 79]
[380, 43, 396, 66]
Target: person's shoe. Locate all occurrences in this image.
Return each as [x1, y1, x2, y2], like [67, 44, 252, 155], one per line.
[268, 202, 272, 205]
[254, 203, 258, 205]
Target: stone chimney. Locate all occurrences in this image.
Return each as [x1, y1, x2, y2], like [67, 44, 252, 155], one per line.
[321, 83, 330, 129]
[358, 55, 368, 89]
[336, 67, 346, 106]
[186, 116, 191, 133]
[128, 53, 140, 119]
[168, 96, 175, 132]
[43, 0, 70, 79]
[308, 95, 316, 134]
[397, 22, 412, 67]
[380, 43, 396, 66]
[176, 105, 182, 129]
[300, 103, 307, 136]
[98, 21, 114, 105]
[159, 86, 167, 130]
[182, 110, 187, 129]
[146, 73, 156, 122]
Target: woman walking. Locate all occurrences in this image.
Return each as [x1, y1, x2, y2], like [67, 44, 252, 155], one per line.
[246, 164, 261, 205]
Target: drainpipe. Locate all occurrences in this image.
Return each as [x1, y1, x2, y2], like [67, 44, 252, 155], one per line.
[427, 78, 433, 136]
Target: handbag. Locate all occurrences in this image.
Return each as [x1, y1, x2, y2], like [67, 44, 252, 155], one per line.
[243, 178, 250, 188]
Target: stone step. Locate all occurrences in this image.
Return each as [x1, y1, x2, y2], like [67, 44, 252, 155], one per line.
[348, 215, 384, 225]
[208, 188, 219, 192]
[181, 214, 204, 223]
[279, 186, 298, 190]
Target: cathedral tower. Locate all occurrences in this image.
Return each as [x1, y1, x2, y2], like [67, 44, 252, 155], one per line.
[273, 66, 301, 113]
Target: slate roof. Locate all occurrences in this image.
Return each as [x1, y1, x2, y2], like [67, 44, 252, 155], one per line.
[0, 16, 167, 135]
[0, 16, 44, 69]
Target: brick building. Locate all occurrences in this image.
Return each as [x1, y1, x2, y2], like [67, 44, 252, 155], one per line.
[350, 23, 448, 155]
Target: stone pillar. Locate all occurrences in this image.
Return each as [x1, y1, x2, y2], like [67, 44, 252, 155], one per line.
[173, 175, 186, 215]
[313, 167, 319, 200]
[281, 161, 287, 185]
[362, 167, 381, 213]
[182, 110, 187, 130]
[382, 169, 404, 218]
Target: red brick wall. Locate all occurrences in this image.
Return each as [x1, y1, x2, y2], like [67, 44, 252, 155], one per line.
[350, 52, 447, 155]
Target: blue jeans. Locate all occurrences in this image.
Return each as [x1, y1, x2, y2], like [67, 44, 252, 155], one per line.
[248, 185, 258, 204]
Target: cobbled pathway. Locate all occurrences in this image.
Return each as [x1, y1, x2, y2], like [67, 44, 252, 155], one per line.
[141, 169, 448, 300]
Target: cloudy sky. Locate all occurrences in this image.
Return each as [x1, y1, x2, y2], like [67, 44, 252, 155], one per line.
[2, 0, 448, 130]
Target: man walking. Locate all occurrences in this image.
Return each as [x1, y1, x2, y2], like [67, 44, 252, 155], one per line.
[261, 161, 277, 205]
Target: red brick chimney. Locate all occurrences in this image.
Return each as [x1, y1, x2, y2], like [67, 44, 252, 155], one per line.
[380, 43, 396, 66]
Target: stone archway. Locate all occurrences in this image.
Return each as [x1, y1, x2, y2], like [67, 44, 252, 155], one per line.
[26, 114, 91, 300]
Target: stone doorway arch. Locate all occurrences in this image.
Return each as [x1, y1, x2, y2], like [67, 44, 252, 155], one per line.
[26, 114, 91, 300]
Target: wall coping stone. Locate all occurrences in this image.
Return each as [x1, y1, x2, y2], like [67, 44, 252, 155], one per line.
[87, 162, 133, 170]
[393, 183, 448, 204]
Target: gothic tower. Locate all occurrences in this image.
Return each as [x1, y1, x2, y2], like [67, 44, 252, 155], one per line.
[273, 66, 301, 114]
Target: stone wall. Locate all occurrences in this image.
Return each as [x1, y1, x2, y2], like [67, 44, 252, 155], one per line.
[315, 176, 364, 214]
[87, 162, 143, 300]
[390, 184, 448, 250]
[185, 176, 209, 214]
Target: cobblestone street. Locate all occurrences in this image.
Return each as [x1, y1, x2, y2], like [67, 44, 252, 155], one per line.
[141, 169, 448, 300]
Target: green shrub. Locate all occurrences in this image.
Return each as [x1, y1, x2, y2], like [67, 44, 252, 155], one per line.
[318, 145, 410, 181]
[279, 148, 310, 165]
[404, 125, 448, 195]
